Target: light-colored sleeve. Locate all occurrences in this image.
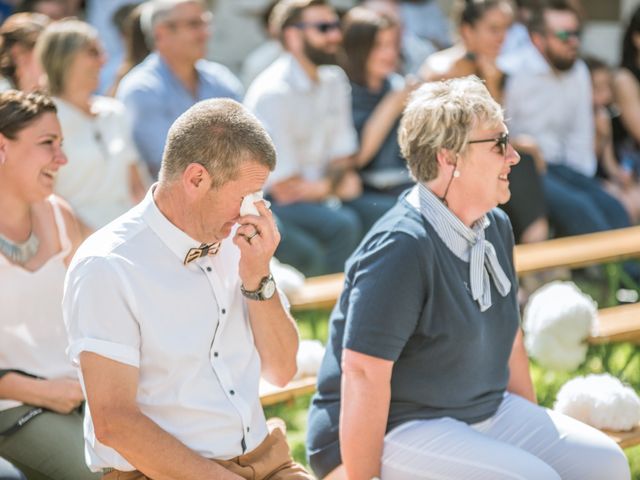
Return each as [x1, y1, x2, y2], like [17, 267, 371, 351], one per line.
[63, 256, 141, 369]
[116, 85, 167, 179]
[329, 69, 359, 160]
[503, 75, 520, 133]
[564, 62, 597, 177]
[245, 90, 300, 186]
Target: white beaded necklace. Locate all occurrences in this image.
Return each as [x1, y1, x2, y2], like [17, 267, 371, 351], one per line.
[0, 231, 40, 264]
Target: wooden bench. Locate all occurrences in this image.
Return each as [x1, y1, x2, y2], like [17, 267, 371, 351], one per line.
[288, 226, 640, 313]
[589, 302, 640, 345]
[259, 376, 317, 407]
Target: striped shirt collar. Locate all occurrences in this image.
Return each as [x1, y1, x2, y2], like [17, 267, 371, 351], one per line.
[407, 184, 511, 311]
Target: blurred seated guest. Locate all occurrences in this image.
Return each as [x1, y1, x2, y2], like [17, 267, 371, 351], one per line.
[246, 0, 396, 276]
[0, 12, 49, 92]
[397, 0, 452, 74]
[613, 5, 640, 182]
[117, 0, 243, 178]
[586, 56, 640, 223]
[421, 0, 548, 244]
[85, 0, 142, 94]
[36, 19, 147, 236]
[107, 3, 150, 97]
[13, 0, 68, 20]
[306, 76, 631, 480]
[0, 90, 98, 480]
[360, 0, 446, 76]
[420, 0, 514, 102]
[341, 7, 414, 197]
[504, 0, 632, 239]
[240, 1, 283, 89]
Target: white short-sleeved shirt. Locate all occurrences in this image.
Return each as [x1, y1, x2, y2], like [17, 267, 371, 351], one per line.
[54, 96, 139, 230]
[244, 53, 358, 187]
[63, 188, 270, 472]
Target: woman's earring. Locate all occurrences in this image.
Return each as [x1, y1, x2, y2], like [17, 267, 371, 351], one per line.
[453, 170, 460, 178]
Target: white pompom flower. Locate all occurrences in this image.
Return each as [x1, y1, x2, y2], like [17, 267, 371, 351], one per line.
[294, 339, 325, 380]
[523, 281, 598, 371]
[554, 374, 640, 431]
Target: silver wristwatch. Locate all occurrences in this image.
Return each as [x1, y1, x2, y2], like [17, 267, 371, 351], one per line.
[240, 273, 276, 301]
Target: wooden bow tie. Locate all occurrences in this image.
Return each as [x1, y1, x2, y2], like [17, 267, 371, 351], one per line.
[184, 242, 221, 265]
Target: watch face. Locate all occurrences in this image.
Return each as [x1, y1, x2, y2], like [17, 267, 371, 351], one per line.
[262, 278, 276, 299]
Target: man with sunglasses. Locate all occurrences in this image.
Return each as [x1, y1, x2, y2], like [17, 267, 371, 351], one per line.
[503, 0, 632, 239]
[244, 0, 396, 277]
[116, 0, 243, 179]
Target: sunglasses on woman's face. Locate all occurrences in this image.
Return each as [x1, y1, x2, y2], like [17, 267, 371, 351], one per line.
[468, 132, 510, 157]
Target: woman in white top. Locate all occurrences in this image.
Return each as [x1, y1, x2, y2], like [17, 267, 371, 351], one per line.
[0, 90, 98, 479]
[35, 19, 147, 237]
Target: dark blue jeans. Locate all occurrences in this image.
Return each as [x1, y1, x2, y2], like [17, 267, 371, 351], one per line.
[272, 193, 396, 276]
[542, 164, 630, 236]
[543, 164, 639, 280]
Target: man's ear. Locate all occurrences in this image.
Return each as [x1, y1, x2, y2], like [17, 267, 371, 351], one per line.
[530, 31, 545, 52]
[282, 26, 302, 54]
[182, 162, 210, 199]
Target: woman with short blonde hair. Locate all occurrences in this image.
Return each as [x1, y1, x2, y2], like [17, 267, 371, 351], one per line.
[306, 76, 630, 480]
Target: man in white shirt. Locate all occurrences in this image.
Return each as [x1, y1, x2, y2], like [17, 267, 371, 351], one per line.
[63, 99, 312, 480]
[504, 0, 630, 237]
[244, 0, 395, 276]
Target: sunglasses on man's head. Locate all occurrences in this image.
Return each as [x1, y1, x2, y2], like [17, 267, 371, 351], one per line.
[294, 20, 341, 34]
[468, 132, 510, 157]
[551, 29, 581, 42]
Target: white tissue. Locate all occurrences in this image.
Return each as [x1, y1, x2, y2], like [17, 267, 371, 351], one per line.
[240, 191, 270, 216]
[554, 374, 640, 431]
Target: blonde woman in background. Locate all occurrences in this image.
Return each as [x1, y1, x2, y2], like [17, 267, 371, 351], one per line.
[36, 19, 147, 237]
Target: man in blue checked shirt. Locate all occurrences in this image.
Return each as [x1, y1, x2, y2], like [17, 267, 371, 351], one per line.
[117, 0, 243, 179]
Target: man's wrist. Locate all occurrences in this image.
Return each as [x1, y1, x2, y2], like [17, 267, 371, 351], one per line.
[241, 273, 276, 301]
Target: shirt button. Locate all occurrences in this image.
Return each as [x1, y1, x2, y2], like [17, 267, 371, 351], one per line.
[206, 266, 212, 272]
[246, 426, 250, 432]
[221, 308, 226, 314]
[229, 390, 235, 395]
[213, 352, 218, 357]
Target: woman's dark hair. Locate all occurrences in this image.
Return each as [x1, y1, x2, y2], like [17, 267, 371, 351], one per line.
[0, 89, 57, 140]
[340, 7, 398, 86]
[621, 5, 640, 71]
[459, 0, 512, 27]
[0, 13, 49, 87]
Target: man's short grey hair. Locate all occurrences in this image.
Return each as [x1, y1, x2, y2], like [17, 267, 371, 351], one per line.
[160, 98, 276, 188]
[398, 76, 504, 184]
[140, 0, 204, 49]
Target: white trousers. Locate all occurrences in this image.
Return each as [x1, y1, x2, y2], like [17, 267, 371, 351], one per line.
[381, 393, 630, 480]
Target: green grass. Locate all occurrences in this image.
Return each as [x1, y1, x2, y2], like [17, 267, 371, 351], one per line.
[270, 277, 640, 477]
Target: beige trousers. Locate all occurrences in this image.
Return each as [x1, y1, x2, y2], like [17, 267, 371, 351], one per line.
[101, 427, 313, 480]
